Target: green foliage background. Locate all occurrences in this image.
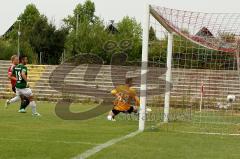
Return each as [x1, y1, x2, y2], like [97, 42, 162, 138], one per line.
[0, 1, 142, 65]
[0, 0, 236, 69]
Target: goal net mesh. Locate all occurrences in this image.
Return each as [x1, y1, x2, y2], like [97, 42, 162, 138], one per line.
[144, 5, 240, 135]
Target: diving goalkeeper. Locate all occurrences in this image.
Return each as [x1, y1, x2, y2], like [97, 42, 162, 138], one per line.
[107, 78, 140, 121]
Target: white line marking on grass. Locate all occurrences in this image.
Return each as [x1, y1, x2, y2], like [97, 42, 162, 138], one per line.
[0, 138, 99, 146]
[72, 130, 140, 159]
[154, 122, 240, 136]
[173, 131, 240, 136]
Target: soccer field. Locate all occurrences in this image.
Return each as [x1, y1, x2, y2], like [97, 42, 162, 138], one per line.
[0, 100, 240, 159]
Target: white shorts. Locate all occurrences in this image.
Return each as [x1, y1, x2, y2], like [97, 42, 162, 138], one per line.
[16, 88, 33, 97]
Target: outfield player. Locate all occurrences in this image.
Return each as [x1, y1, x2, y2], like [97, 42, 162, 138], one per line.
[12, 55, 40, 116]
[107, 78, 140, 121]
[5, 55, 30, 111]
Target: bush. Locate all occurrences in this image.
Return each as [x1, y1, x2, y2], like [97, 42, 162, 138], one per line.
[0, 40, 17, 60]
[0, 39, 37, 63]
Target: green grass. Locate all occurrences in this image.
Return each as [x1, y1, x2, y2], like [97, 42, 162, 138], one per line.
[0, 100, 240, 159]
[91, 131, 240, 159]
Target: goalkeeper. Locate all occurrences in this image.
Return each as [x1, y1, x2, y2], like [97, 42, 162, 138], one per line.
[107, 78, 140, 121]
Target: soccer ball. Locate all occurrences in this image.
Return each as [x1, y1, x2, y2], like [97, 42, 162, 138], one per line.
[227, 95, 236, 103]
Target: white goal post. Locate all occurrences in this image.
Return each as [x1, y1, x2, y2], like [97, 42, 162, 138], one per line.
[139, 4, 150, 131]
[139, 4, 174, 130]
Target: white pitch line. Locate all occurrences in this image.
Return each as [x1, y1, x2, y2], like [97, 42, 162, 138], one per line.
[173, 131, 240, 136]
[154, 122, 240, 136]
[72, 130, 140, 159]
[0, 138, 99, 146]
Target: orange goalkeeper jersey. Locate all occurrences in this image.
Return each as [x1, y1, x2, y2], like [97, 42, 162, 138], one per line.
[111, 85, 140, 111]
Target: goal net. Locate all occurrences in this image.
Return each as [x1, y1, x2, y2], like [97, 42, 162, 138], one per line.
[139, 5, 240, 135]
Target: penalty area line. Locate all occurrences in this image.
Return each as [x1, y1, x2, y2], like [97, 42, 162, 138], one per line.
[71, 130, 140, 159]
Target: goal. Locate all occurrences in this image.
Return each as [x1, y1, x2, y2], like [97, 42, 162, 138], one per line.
[139, 4, 240, 135]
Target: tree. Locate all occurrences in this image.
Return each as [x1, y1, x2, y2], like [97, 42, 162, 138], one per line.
[0, 39, 17, 60]
[29, 16, 68, 64]
[64, 19, 108, 57]
[7, 4, 41, 42]
[64, 0, 108, 62]
[29, 15, 50, 54]
[114, 16, 142, 61]
[2, 4, 41, 62]
[1, 4, 67, 64]
[63, 0, 98, 30]
[149, 26, 157, 41]
[2, 1, 144, 65]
